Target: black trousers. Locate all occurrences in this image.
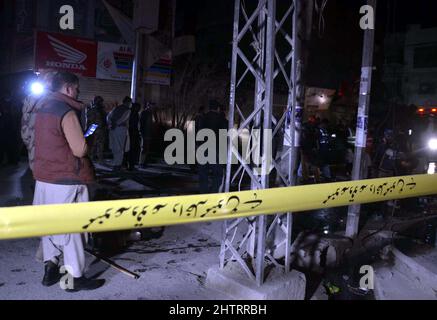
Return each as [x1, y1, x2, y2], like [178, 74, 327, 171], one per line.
[128, 135, 141, 169]
[198, 163, 224, 194]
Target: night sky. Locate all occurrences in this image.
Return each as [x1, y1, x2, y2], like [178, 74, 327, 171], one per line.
[175, 0, 437, 90]
[1, 0, 436, 93]
[307, 0, 437, 89]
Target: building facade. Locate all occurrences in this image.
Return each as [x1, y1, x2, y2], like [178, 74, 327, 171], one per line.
[383, 25, 437, 108]
[0, 0, 137, 105]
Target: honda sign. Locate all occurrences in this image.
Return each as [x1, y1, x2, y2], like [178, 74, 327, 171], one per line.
[35, 31, 97, 77]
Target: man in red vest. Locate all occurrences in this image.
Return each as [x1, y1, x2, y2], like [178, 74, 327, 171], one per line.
[33, 72, 105, 292]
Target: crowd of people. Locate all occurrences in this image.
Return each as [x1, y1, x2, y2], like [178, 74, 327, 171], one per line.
[1, 71, 158, 292]
[276, 114, 419, 186]
[3, 77, 419, 192]
[1, 78, 155, 173]
[1, 73, 419, 187]
[84, 96, 155, 172]
[276, 115, 358, 184]
[0, 69, 423, 292]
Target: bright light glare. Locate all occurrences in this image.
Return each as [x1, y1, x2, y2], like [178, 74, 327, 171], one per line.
[428, 139, 437, 151]
[31, 82, 44, 95]
[319, 95, 327, 104]
[428, 162, 436, 175]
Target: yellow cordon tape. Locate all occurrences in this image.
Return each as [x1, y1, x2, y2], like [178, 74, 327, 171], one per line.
[1, 174, 437, 240]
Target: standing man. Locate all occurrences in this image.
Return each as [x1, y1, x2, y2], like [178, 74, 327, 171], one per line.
[373, 129, 396, 178]
[21, 72, 56, 264]
[139, 102, 153, 168]
[86, 96, 107, 164]
[128, 103, 141, 171]
[33, 72, 105, 292]
[191, 106, 206, 173]
[107, 96, 131, 171]
[22, 72, 56, 172]
[316, 119, 333, 181]
[198, 100, 228, 193]
[193, 106, 206, 135]
[276, 107, 293, 186]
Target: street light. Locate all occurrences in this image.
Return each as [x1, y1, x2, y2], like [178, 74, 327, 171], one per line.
[319, 95, 327, 104]
[30, 82, 45, 96]
[428, 138, 437, 151]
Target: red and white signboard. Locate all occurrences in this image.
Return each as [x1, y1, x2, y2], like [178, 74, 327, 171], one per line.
[96, 42, 134, 82]
[34, 31, 97, 77]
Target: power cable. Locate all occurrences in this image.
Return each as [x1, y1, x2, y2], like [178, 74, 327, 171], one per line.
[314, 0, 329, 38]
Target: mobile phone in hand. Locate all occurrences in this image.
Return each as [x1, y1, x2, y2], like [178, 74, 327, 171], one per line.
[85, 124, 99, 138]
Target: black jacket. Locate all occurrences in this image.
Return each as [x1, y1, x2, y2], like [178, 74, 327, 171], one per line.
[199, 111, 228, 135]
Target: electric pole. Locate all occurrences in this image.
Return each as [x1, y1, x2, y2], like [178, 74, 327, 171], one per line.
[346, 0, 377, 238]
[218, 0, 313, 287]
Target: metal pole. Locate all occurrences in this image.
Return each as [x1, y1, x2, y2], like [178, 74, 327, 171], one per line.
[219, 0, 308, 286]
[221, 0, 240, 270]
[131, 29, 142, 102]
[285, 0, 310, 272]
[85, 249, 140, 280]
[289, 0, 306, 187]
[255, 0, 276, 287]
[247, 1, 266, 260]
[346, 0, 377, 238]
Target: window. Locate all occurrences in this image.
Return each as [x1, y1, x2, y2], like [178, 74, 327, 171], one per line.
[418, 82, 436, 94]
[414, 45, 437, 68]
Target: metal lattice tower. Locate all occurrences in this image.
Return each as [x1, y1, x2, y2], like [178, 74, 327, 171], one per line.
[220, 0, 313, 286]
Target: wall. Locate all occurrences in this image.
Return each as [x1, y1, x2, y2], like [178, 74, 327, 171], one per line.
[383, 25, 437, 107]
[78, 76, 131, 108]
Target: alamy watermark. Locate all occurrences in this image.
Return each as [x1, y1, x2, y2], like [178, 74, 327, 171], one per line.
[56, 5, 373, 35]
[359, 5, 375, 30]
[359, 265, 374, 290]
[164, 121, 275, 176]
[59, 265, 75, 290]
[59, 5, 75, 30]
